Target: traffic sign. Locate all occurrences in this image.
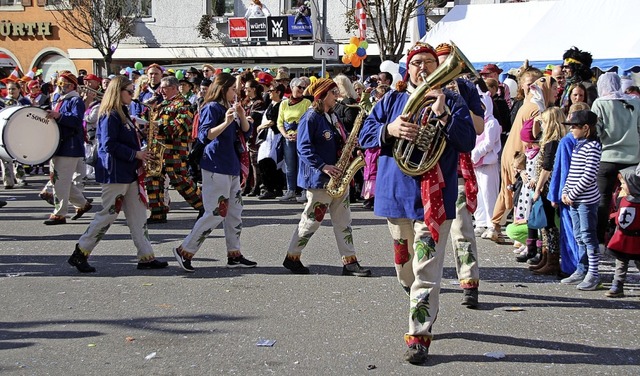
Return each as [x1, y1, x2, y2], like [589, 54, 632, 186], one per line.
[313, 42, 339, 61]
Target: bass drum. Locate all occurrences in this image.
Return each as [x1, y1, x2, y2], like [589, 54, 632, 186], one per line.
[0, 105, 60, 165]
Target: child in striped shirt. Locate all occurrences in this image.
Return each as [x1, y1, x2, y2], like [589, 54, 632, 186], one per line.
[561, 110, 602, 290]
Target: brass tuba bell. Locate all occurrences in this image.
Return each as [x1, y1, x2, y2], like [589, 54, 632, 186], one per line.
[393, 41, 479, 176]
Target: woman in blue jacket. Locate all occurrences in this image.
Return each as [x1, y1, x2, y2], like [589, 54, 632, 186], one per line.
[282, 78, 371, 277]
[173, 73, 257, 272]
[68, 76, 168, 273]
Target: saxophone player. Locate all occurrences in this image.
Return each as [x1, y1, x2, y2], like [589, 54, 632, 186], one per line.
[358, 42, 476, 365]
[282, 78, 371, 277]
[146, 76, 203, 224]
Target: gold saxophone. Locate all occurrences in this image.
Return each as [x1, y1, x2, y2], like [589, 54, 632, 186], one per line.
[326, 106, 367, 198]
[145, 105, 166, 177]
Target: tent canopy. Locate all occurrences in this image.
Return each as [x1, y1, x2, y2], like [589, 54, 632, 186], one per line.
[422, 0, 640, 74]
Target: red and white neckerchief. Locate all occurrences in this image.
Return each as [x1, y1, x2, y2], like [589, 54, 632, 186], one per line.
[459, 152, 478, 213]
[356, 1, 367, 40]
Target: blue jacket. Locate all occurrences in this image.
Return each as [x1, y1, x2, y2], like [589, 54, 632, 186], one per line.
[358, 89, 476, 220]
[198, 102, 251, 176]
[296, 109, 341, 189]
[54, 96, 86, 157]
[95, 108, 141, 184]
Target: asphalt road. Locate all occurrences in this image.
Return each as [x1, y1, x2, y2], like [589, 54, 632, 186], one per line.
[1, 176, 639, 376]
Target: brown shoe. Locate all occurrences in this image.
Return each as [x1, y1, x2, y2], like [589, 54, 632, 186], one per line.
[44, 215, 66, 225]
[72, 202, 93, 220]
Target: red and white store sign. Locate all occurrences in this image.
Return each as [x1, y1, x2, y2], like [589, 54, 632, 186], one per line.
[228, 18, 248, 39]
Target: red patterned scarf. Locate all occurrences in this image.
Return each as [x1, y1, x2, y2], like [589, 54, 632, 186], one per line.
[421, 164, 446, 243]
[459, 152, 477, 213]
[237, 130, 250, 187]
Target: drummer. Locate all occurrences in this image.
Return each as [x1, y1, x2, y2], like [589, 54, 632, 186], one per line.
[43, 73, 93, 225]
[1, 81, 31, 189]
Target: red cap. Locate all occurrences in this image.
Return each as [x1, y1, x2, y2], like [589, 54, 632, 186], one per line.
[480, 64, 503, 75]
[257, 72, 273, 86]
[84, 74, 101, 83]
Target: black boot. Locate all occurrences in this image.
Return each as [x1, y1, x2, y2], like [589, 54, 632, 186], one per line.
[68, 244, 96, 273]
[516, 239, 537, 262]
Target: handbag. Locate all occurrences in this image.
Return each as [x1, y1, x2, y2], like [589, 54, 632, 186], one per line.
[528, 198, 547, 229]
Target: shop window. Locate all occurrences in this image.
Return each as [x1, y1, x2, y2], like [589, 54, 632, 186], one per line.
[208, 0, 234, 17]
[37, 52, 76, 82]
[0, 0, 24, 10]
[44, 0, 71, 10]
[127, 0, 152, 18]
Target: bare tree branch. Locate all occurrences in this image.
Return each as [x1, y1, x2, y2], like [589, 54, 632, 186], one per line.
[48, 0, 140, 73]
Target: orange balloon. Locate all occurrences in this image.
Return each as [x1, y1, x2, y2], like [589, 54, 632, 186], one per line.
[349, 36, 360, 46]
[342, 54, 352, 64]
[352, 58, 361, 68]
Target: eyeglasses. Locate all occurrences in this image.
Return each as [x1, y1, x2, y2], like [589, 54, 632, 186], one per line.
[122, 89, 135, 95]
[331, 88, 340, 95]
[57, 82, 71, 88]
[409, 59, 437, 68]
[203, 69, 211, 72]
[267, 89, 275, 92]
[159, 85, 172, 90]
[296, 85, 307, 89]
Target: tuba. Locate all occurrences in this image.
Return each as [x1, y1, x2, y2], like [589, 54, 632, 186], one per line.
[326, 106, 367, 198]
[393, 41, 479, 176]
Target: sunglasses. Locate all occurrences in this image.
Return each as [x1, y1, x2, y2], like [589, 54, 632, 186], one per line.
[297, 85, 307, 89]
[122, 89, 135, 95]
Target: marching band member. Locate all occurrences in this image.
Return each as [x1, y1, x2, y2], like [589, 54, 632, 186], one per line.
[44, 73, 93, 225]
[359, 42, 476, 365]
[68, 76, 168, 273]
[146, 76, 203, 223]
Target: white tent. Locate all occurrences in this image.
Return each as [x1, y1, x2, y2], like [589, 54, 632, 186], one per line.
[422, 0, 640, 73]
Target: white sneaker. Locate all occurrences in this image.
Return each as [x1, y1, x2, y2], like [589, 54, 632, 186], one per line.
[296, 190, 308, 203]
[279, 190, 296, 202]
[474, 227, 486, 237]
[481, 228, 496, 239]
[513, 245, 527, 254]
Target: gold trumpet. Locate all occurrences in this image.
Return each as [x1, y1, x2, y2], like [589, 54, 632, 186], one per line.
[78, 85, 104, 100]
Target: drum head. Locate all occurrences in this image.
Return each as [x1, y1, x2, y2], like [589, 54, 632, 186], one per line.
[0, 106, 60, 165]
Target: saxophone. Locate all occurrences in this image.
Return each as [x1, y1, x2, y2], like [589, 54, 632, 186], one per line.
[145, 105, 167, 177]
[326, 107, 367, 198]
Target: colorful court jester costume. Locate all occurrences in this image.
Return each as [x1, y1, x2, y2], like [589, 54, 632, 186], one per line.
[146, 93, 203, 222]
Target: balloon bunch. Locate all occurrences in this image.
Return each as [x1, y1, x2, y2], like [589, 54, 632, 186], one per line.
[342, 36, 368, 68]
[120, 62, 146, 77]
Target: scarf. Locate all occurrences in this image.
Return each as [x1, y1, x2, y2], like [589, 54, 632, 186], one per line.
[459, 152, 477, 213]
[287, 96, 304, 106]
[53, 90, 80, 112]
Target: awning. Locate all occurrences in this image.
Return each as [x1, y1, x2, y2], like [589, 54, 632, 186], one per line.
[421, 0, 640, 73]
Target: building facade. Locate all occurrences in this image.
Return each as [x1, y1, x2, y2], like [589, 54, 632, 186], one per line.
[0, 0, 92, 79]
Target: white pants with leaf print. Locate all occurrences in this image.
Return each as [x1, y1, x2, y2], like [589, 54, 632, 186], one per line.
[287, 188, 357, 262]
[180, 170, 243, 256]
[78, 181, 155, 261]
[387, 218, 452, 347]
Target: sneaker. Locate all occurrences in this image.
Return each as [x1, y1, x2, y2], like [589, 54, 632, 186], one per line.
[473, 227, 486, 237]
[258, 191, 277, 200]
[227, 255, 257, 268]
[513, 245, 527, 254]
[605, 282, 624, 298]
[560, 270, 586, 284]
[0, 200, 6, 208]
[137, 259, 169, 270]
[342, 262, 372, 277]
[71, 202, 93, 220]
[481, 228, 496, 239]
[296, 192, 308, 203]
[147, 217, 167, 224]
[461, 288, 479, 309]
[576, 274, 601, 291]
[404, 344, 429, 365]
[278, 190, 296, 202]
[283, 256, 310, 274]
[173, 248, 195, 273]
